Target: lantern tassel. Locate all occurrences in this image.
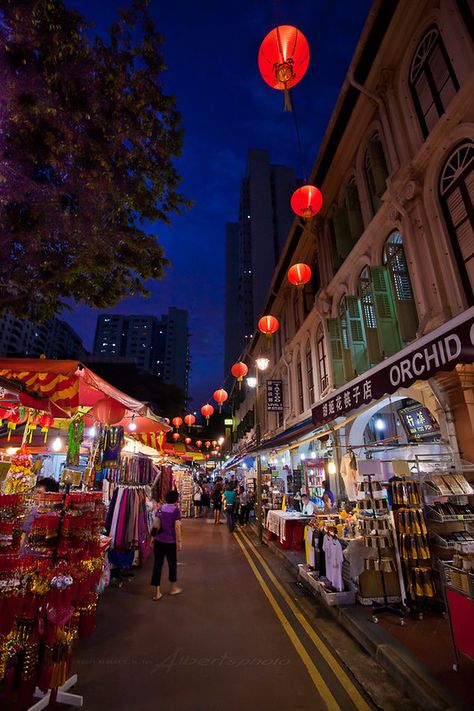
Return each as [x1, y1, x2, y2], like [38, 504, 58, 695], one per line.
[283, 83, 292, 111]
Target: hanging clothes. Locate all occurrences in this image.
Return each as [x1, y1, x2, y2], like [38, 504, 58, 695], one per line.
[323, 534, 344, 591]
[340, 452, 359, 502]
[105, 486, 149, 552]
[103, 426, 124, 468]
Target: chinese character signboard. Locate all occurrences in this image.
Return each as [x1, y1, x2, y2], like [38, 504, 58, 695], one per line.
[267, 380, 283, 411]
[398, 405, 440, 441]
[312, 307, 474, 427]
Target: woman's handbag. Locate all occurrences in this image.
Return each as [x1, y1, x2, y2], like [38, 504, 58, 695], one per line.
[150, 514, 161, 537]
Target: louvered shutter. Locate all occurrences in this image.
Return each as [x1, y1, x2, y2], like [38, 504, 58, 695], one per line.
[333, 206, 354, 258]
[370, 266, 402, 356]
[345, 182, 364, 240]
[345, 296, 369, 375]
[327, 318, 345, 388]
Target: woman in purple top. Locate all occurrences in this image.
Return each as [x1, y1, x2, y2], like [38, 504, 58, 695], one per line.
[151, 490, 183, 600]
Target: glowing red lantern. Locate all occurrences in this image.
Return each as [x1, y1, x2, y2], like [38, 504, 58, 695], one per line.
[213, 388, 228, 413]
[184, 414, 195, 431]
[184, 437, 191, 445]
[291, 185, 323, 219]
[205, 441, 211, 449]
[258, 25, 310, 110]
[195, 440, 202, 448]
[205, 454, 210, 460]
[39, 413, 55, 429]
[258, 315, 279, 336]
[172, 432, 180, 441]
[287, 263, 312, 288]
[231, 361, 248, 389]
[172, 416, 183, 430]
[91, 398, 126, 425]
[216, 445, 220, 451]
[201, 403, 214, 423]
[212, 440, 217, 448]
[31, 412, 43, 426]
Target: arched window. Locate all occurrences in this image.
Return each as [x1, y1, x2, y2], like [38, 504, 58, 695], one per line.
[409, 25, 459, 138]
[364, 134, 389, 214]
[345, 178, 364, 240]
[316, 324, 328, 393]
[383, 231, 418, 342]
[439, 141, 474, 304]
[296, 352, 304, 413]
[305, 339, 314, 405]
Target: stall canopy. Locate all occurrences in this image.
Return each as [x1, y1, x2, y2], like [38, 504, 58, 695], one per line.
[0, 358, 170, 433]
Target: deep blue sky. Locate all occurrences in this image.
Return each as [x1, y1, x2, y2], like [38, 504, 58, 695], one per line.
[66, 0, 372, 408]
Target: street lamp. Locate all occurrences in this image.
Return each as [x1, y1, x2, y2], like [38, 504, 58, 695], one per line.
[247, 356, 270, 543]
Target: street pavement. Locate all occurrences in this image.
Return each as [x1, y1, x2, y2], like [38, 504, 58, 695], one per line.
[72, 517, 422, 711]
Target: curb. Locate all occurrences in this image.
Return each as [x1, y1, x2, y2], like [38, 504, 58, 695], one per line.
[262, 535, 460, 711]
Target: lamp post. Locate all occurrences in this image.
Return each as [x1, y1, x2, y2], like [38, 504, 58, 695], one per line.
[247, 356, 270, 543]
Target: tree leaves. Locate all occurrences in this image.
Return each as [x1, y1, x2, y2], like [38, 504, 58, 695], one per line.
[0, 0, 189, 320]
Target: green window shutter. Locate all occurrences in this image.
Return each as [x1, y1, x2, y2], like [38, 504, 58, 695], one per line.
[333, 206, 354, 259]
[344, 296, 369, 375]
[327, 318, 345, 388]
[370, 266, 402, 356]
[388, 252, 419, 343]
[345, 183, 364, 240]
[367, 138, 388, 197]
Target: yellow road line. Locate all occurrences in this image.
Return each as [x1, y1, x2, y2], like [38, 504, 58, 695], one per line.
[234, 532, 341, 711]
[238, 529, 371, 711]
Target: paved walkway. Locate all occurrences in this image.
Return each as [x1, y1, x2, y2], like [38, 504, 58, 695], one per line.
[71, 519, 414, 711]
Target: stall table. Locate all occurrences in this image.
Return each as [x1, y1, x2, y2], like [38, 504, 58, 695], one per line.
[265, 510, 312, 550]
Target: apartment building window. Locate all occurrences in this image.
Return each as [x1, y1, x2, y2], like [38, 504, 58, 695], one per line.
[305, 339, 314, 405]
[296, 352, 304, 413]
[383, 231, 419, 341]
[439, 141, 474, 304]
[409, 26, 459, 138]
[316, 324, 328, 393]
[364, 134, 389, 214]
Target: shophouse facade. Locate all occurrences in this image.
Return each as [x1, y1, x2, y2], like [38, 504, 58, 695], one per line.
[230, 0, 474, 489]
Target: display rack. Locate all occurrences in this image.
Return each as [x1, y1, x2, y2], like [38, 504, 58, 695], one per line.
[440, 561, 474, 671]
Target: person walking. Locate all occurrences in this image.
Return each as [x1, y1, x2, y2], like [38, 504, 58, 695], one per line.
[193, 479, 202, 518]
[151, 490, 182, 600]
[201, 483, 211, 518]
[212, 477, 224, 525]
[238, 486, 250, 525]
[223, 484, 236, 532]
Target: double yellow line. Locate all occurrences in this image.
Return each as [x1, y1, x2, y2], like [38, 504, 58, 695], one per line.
[234, 528, 371, 711]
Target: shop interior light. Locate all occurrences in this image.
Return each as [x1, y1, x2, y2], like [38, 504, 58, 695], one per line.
[88, 425, 97, 438]
[242, 463, 247, 469]
[246, 376, 257, 388]
[328, 460, 337, 475]
[375, 418, 386, 431]
[218, 436, 224, 445]
[256, 357, 270, 371]
[52, 437, 62, 452]
[6, 447, 18, 456]
[128, 415, 137, 432]
[300, 453, 306, 461]
[311, 451, 317, 459]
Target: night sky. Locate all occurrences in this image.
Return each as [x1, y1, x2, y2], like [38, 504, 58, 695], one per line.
[66, 0, 372, 408]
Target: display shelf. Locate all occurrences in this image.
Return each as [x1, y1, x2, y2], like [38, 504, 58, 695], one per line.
[426, 506, 474, 523]
[430, 530, 474, 550]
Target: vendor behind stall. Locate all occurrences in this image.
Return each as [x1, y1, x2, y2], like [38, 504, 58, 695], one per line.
[301, 494, 317, 516]
[322, 480, 335, 511]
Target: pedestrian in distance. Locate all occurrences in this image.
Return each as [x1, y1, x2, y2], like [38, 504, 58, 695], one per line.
[223, 484, 236, 532]
[201, 483, 211, 518]
[151, 490, 182, 600]
[212, 476, 224, 525]
[238, 485, 250, 525]
[193, 479, 202, 518]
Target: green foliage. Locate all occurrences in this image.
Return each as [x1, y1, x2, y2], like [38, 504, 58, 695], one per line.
[0, 0, 189, 320]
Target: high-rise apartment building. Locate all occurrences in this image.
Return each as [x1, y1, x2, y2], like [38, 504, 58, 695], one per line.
[0, 311, 86, 359]
[93, 308, 190, 401]
[224, 149, 297, 375]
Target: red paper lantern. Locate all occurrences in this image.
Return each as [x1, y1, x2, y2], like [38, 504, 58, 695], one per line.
[291, 185, 323, 219]
[195, 440, 202, 448]
[258, 25, 310, 110]
[287, 263, 312, 288]
[258, 315, 279, 336]
[172, 432, 180, 441]
[184, 414, 195, 430]
[212, 440, 217, 448]
[216, 445, 220, 451]
[31, 412, 44, 426]
[172, 416, 183, 430]
[231, 361, 248, 389]
[39, 414, 55, 429]
[205, 454, 210, 460]
[213, 388, 228, 413]
[91, 398, 126, 425]
[205, 441, 211, 449]
[184, 437, 191, 445]
[201, 403, 214, 423]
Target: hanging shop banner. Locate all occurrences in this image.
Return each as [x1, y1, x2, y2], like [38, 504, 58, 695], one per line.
[267, 380, 283, 411]
[398, 404, 440, 441]
[312, 306, 474, 428]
